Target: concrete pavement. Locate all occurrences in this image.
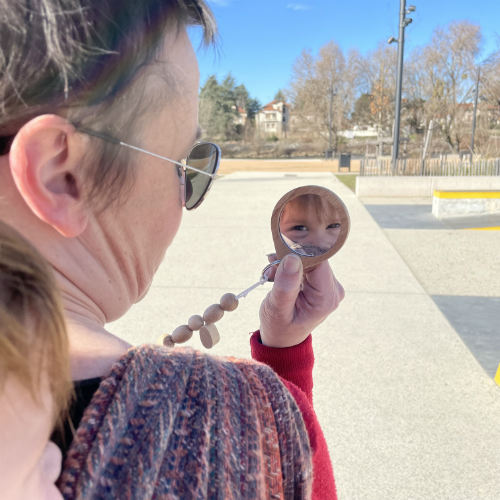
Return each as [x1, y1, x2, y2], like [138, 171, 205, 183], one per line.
[363, 198, 500, 379]
[110, 172, 500, 500]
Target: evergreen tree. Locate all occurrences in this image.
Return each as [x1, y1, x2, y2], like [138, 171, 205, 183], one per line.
[199, 75, 222, 138]
[274, 89, 286, 102]
[199, 74, 259, 141]
[351, 93, 373, 127]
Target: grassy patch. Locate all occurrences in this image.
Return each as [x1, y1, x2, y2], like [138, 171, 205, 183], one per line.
[335, 174, 357, 192]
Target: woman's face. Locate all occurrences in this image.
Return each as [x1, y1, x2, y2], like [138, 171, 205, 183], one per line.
[0, 375, 63, 500]
[122, 26, 199, 257]
[90, 26, 201, 304]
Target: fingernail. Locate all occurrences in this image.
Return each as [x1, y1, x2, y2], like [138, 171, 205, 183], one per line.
[283, 254, 301, 274]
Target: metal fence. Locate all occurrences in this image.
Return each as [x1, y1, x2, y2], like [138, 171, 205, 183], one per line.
[360, 157, 500, 176]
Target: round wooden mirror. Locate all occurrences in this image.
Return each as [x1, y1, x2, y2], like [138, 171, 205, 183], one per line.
[271, 185, 350, 271]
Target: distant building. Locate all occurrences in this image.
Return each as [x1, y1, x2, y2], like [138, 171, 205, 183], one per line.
[256, 100, 289, 137]
[458, 102, 500, 127]
[338, 125, 379, 139]
[234, 106, 247, 127]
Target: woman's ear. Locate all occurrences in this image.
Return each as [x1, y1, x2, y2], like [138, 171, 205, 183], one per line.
[9, 115, 90, 237]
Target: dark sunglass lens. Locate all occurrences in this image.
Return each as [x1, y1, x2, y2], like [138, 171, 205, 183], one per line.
[185, 176, 193, 203]
[185, 143, 219, 210]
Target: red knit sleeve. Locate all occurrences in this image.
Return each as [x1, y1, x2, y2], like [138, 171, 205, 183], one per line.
[250, 331, 337, 500]
[250, 330, 314, 402]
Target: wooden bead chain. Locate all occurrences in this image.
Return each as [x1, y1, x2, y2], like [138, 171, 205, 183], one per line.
[162, 260, 279, 349]
[162, 293, 239, 349]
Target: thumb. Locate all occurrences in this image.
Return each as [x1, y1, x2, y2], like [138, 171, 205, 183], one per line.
[268, 254, 303, 319]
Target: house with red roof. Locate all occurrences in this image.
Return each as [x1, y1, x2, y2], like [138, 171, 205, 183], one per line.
[235, 106, 247, 126]
[255, 100, 289, 138]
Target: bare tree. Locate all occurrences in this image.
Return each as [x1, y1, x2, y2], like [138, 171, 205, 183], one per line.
[358, 43, 397, 134]
[481, 48, 500, 107]
[404, 48, 427, 135]
[289, 42, 347, 152]
[415, 21, 482, 152]
[344, 48, 364, 120]
[472, 47, 500, 155]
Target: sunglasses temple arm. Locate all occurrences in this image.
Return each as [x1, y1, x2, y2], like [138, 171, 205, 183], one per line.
[76, 126, 121, 145]
[118, 141, 217, 179]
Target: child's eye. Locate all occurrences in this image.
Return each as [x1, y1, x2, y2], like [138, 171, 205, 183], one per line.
[291, 225, 308, 231]
[327, 223, 341, 229]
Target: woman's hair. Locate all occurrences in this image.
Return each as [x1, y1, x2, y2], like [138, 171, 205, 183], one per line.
[0, 0, 216, 205]
[0, 221, 72, 424]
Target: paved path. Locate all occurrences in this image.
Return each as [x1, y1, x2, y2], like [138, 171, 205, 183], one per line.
[110, 172, 500, 500]
[363, 199, 500, 379]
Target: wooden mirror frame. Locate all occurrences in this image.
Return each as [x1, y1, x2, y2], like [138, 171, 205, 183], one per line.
[271, 185, 350, 271]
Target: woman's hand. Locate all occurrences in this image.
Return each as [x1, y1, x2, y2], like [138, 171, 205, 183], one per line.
[259, 253, 345, 348]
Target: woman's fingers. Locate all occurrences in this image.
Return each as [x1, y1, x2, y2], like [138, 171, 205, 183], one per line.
[259, 254, 303, 347]
[264, 253, 279, 282]
[267, 254, 303, 320]
[259, 253, 345, 348]
[266, 252, 278, 263]
[303, 260, 345, 314]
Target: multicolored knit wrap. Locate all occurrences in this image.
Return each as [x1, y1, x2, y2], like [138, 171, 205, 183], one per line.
[58, 345, 312, 499]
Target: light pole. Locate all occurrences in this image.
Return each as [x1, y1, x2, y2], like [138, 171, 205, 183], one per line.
[326, 85, 337, 158]
[470, 66, 480, 154]
[328, 84, 334, 156]
[389, 1, 415, 174]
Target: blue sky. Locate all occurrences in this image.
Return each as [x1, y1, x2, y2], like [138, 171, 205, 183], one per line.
[190, 0, 500, 106]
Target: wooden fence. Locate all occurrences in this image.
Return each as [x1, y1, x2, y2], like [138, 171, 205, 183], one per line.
[360, 157, 500, 176]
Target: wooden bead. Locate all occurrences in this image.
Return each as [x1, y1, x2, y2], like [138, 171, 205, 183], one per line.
[171, 325, 193, 344]
[219, 293, 239, 312]
[199, 323, 220, 349]
[162, 335, 175, 348]
[188, 314, 204, 331]
[203, 304, 224, 324]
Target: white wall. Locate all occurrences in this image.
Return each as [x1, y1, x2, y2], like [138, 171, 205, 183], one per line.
[356, 176, 500, 198]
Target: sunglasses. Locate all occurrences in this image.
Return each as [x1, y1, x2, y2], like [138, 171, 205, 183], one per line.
[75, 127, 221, 210]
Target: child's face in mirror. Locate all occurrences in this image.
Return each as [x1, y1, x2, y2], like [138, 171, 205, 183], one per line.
[0, 375, 63, 500]
[279, 196, 341, 257]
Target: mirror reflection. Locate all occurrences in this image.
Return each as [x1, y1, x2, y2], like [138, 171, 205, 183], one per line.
[279, 193, 342, 257]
